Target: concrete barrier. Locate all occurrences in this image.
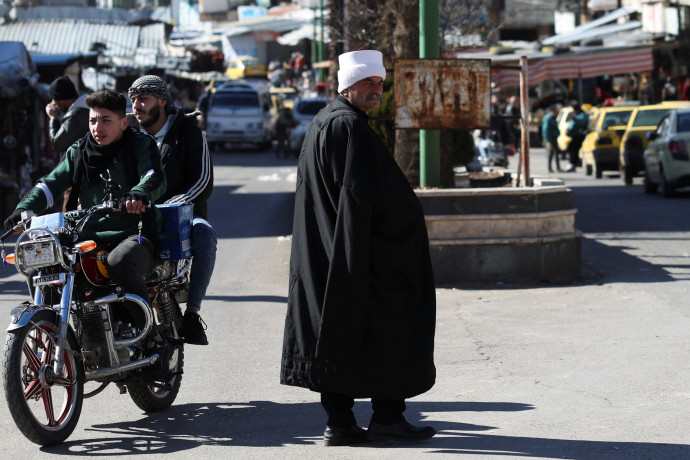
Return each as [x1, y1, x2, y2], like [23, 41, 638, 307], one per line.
[416, 184, 581, 285]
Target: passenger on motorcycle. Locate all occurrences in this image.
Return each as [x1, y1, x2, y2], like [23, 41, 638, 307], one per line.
[4, 89, 167, 323]
[128, 75, 215, 346]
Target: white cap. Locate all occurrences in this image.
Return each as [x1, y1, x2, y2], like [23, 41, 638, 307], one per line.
[337, 50, 386, 93]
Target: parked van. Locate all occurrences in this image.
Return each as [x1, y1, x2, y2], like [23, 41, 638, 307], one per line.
[205, 82, 274, 150]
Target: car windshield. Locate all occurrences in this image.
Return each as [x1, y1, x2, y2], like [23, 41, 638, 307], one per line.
[602, 110, 632, 127]
[211, 91, 259, 108]
[676, 113, 690, 132]
[242, 58, 259, 66]
[632, 109, 669, 127]
[295, 100, 327, 116]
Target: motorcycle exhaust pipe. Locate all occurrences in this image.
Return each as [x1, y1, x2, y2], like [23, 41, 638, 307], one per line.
[84, 353, 159, 381]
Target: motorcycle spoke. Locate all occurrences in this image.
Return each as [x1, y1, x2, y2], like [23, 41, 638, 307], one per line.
[22, 342, 43, 374]
[41, 388, 57, 426]
[24, 377, 43, 400]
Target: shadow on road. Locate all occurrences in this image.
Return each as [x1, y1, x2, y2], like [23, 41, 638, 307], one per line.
[208, 185, 294, 239]
[41, 400, 690, 458]
[205, 294, 287, 304]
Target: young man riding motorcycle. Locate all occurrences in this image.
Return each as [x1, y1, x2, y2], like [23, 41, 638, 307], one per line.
[4, 89, 166, 327]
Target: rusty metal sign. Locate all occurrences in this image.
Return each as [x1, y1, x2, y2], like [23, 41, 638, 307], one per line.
[394, 59, 491, 130]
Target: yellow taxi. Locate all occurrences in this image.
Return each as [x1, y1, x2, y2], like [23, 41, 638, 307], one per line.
[269, 86, 298, 110]
[225, 56, 268, 80]
[619, 101, 690, 184]
[580, 106, 635, 178]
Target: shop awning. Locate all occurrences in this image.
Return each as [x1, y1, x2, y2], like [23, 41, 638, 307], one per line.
[491, 46, 653, 88]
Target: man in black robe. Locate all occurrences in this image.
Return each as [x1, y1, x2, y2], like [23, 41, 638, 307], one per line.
[280, 50, 437, 446]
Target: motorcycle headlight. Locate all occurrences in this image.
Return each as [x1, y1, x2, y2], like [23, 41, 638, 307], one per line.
[17, 239, 58, 268]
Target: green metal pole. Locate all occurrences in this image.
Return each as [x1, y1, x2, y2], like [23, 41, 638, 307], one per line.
[311, 8, 317, 70]
[419, 0, 440, 187]
[318, 0, 324, 83]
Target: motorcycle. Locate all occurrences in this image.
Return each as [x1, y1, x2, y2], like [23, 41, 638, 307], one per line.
[0, 184, 192, 446]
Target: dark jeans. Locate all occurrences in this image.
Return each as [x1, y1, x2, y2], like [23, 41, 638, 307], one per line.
[321, 392, 406, 428]
[547, 143, 561, 171]
[569, 135, 585, 167]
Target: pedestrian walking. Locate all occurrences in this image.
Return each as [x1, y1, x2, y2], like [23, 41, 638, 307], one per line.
[542, 105, 562, 172]
[280, 49, 437, 447]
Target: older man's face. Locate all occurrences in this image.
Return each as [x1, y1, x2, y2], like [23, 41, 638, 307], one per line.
[342, 76, 384, 114]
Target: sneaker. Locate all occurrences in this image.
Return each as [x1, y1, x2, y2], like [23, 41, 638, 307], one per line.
[179, 310, 208, 345]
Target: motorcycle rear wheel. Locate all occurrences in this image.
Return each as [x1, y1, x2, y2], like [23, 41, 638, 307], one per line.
[2, 311, 84, 446]
[128, 302, 184, 412]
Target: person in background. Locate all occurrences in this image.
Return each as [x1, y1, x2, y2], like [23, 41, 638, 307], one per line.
[274, 107, 294, 158]
[280, 50, 437, 447]
[128, 75, 215, 346]
[504, 95, 521, 150]
[662, 76, 677, 101]
[46, 76, 90, 155]
[566, 102, 588, 172]
[542, 104, 562, 173]
[45, 75, 90, 211]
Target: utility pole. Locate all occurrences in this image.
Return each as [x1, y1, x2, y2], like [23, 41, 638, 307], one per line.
[419, 0, 440, 188]
[580, 0, 589, 24]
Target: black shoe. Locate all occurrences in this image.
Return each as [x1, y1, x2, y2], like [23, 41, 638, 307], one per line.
[324, 425, 370, 446]
[179, 310, 208, 345]
[367, 419, 436, 443]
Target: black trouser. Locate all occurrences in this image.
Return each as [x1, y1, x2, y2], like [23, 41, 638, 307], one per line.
[568, 135, 585, 167]
[107, 235, 154, 328]
[321, 392, 406, 428]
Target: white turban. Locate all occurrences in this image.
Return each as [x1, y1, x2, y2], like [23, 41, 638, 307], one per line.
[337, 50, 386, 93]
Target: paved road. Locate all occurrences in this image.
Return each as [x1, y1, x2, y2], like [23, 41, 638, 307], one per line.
[1, 146, 690, 459]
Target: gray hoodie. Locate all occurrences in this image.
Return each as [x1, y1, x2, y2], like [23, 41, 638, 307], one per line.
[49, 93, 90, 154]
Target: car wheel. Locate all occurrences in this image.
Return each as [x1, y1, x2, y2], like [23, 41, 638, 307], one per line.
[594, 161, 603, 179]
[660, 166, 675, 198]
[643, 170, 658, 194]
[623, 164, 633, 185]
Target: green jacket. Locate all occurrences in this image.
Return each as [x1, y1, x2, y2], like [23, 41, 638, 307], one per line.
[17, 129, 166, 246]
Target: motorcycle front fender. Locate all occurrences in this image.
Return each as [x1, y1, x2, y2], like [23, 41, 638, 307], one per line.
[6, 303, 59, 332]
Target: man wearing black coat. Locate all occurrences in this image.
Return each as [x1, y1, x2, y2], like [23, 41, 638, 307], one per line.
[280, 50, 436, 446]
[128, 75, 216, 346]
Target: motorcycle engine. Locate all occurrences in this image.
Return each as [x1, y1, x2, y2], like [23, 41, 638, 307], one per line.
[78, 304, 133, 367]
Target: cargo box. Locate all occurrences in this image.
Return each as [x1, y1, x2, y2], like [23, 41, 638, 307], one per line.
[156, 203, 193, 260]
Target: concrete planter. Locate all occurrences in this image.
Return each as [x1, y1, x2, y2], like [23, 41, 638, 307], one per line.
[416, 184, 581, 285]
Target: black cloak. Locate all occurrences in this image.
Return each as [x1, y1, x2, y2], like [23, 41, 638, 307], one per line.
[280, 95, 436, 399]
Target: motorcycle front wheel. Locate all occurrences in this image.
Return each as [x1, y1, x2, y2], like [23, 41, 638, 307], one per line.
[2, 311, 84, 446]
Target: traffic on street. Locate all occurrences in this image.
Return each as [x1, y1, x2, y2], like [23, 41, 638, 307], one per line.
[1, 143, 690, 458]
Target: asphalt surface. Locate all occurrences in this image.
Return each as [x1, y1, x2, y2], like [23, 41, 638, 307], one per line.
[1, 146, 689, 459]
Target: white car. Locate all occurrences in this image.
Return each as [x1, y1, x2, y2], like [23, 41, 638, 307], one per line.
[205, 81, 274, 150]
[288, 97, 328, 155]
[643, 108, 690, 196]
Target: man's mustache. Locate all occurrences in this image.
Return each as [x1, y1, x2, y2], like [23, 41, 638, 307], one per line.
[365, 94, 382, 101]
